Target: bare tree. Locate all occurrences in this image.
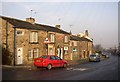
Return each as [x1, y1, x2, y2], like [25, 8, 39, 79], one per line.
[93, 44, 103, 53]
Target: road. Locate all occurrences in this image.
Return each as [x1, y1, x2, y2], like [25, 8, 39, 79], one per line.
[2, 54, 119, 80]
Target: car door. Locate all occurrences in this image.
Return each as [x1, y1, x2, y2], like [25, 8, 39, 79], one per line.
[54, 56, 61, 67]
[50, 56, 57, 67]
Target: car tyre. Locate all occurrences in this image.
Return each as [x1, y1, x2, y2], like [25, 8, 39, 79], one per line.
[47, 64, 52, 70]
[37, 67, 40, 69]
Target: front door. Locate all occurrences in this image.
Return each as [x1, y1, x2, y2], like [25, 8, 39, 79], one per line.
[17, 48, 23, 65]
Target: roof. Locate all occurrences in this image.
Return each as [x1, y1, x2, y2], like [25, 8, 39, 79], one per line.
[0, 16, 70, 34]
[35, 23, 69, 34]
[70, 35, 93, 42]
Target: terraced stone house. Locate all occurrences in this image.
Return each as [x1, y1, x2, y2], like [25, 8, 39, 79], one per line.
[1, 16, 93, 66]
[1, 16, 70, 65]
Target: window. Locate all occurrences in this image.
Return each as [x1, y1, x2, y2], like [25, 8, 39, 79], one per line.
[33, 48, 39, 58]
[64, 50, 68, 54]
[49, 33, 55, 43]
[64, 47, 68, 54]
[28, 49, 33, 60]
[28, 48, 39, 60]
[16, 30, 24, 36]
[74, 41, 77, 46]
[64, 36, 68, 43]
[30, 32, 38, 43]
[70, 42, 72, 46]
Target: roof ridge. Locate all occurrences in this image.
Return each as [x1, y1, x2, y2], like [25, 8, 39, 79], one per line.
[0, 15, 34, 25]
[35, 23, 70, 34]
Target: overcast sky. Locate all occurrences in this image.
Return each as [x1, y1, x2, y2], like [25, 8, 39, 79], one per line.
[1, 0, 118, 48]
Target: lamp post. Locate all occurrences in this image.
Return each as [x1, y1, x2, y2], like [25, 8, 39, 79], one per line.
[13, 26, 16, 66]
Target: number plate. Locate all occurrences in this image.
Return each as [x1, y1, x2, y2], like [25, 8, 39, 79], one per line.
[36, 60, 40, 62]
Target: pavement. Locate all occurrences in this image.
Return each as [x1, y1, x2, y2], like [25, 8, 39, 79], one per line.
[1, 56, 106, 69]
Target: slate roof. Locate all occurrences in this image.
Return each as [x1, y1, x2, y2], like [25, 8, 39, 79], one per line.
[70, 35, 93, 42]
[0, 16, 69, 34]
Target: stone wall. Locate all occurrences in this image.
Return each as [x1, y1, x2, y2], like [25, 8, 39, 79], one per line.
[2, 18, 14, 65]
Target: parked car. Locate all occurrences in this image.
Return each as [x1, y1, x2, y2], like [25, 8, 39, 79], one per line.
[34, 55, 68, 70]
[102, 52, 110, 58]
[89, 54, 100, 62]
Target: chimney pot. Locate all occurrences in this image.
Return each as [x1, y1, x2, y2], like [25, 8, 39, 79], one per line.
[55, 25, 61, 29]
[26, 17, 35, 24]
[85, 30, 88, 36]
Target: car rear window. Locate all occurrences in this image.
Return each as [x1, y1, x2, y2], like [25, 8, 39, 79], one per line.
[39, 55, 48, 58]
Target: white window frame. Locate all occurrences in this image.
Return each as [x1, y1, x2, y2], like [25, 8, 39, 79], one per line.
[50, 33, 55, 43]
[70, 42, 72, 46]
[30, 32, 38, 43]
[28, 48, 39, 60]
[74, 41, 77, 46]
[33, 48, 39, 58]
[16, 30, 24, 36]
[28, 49, 33, 60]
[64, 36, 68, 43]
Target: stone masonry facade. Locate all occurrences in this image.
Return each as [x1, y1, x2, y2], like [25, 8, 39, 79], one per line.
[1, 16, 93, 66]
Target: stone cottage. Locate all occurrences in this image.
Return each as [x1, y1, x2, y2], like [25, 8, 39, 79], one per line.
[1, 16, 70, 65]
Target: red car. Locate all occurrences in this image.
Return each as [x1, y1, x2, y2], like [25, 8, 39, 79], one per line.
[34, 55, 68, 70]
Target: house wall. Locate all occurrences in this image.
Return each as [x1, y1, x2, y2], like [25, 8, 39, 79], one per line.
[55, 32, 64, 57]
[1, 18, 48, 65]
[88, 42, 93, 55]
[2, 18, 14, 65]
[80, 41, 88, 59]
[1, 17, 93, 66]
[15, 28, 47, 65]
[69, 40, 80, 60]
[55, 32, 70, 60]
[64, 35, 70, 60]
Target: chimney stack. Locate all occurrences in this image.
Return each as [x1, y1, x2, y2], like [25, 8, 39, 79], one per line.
[85, 30, 89, 36]
[55, 25, 61, 29]
[26, 17, 35, 24]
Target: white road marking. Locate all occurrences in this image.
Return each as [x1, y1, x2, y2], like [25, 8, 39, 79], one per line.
[66, 67, 88, 71]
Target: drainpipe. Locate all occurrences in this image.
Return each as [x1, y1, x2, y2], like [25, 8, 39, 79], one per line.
[6, 20, 8, 51]
[47, 31, 48, 55]
[87, 41, 88, 58]
[13, 26, 16, 66]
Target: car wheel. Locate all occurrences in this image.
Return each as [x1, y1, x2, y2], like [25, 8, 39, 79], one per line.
[37, 67, 40, 69]
[63, 63, 67, 68]
[47, 64, 52, 70]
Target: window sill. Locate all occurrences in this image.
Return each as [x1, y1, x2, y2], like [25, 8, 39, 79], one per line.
[29, 42, 39, 44]
[48, 42, 55, 44]
[64, 42, 69, 44]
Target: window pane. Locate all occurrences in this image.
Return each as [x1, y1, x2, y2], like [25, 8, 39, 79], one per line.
[30, 32, 38, 43]
[65, 36, 68, 42]
[28, 49, 33, 60]
[50, 34, 55, 42]
[33, 49, 39, 58]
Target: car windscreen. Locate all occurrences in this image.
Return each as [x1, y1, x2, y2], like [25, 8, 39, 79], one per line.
[90, 55, 96, 57]
[39, 55, 48, 58]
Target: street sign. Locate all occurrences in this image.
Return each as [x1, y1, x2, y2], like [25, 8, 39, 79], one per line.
[44, 38, 50, 44]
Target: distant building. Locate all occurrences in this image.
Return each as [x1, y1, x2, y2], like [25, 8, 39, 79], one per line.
[77, 30, 93, 58]
[70, 32, 93, 61]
